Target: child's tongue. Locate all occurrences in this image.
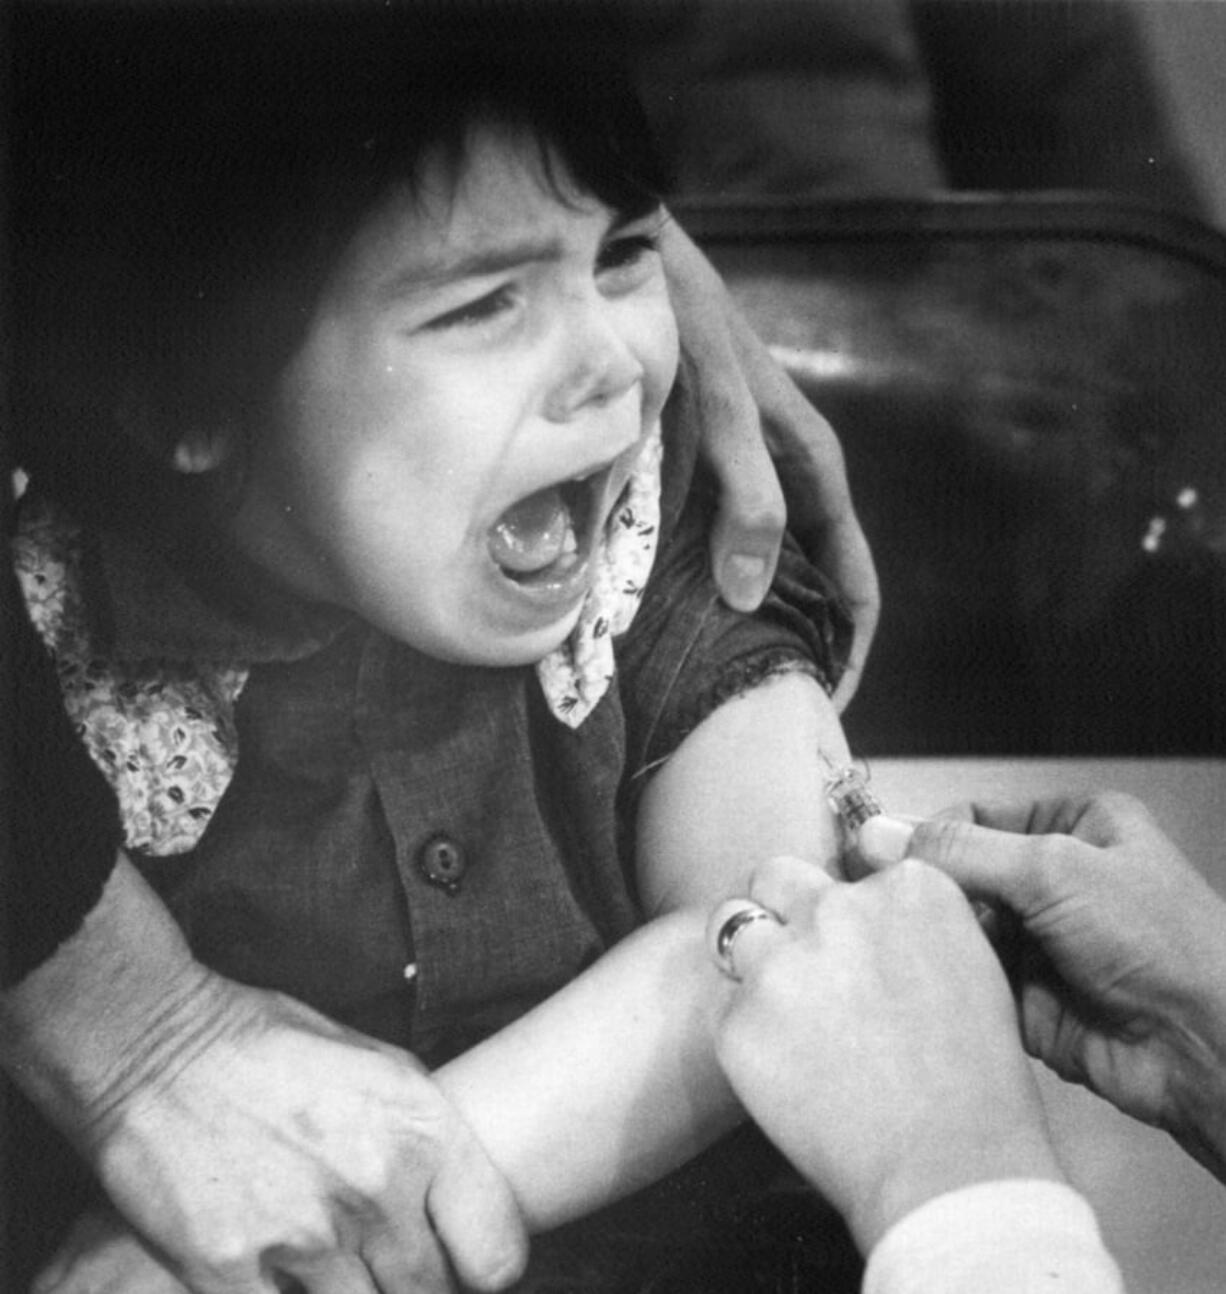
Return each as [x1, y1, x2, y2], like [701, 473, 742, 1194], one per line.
[489, 485, 577, 577]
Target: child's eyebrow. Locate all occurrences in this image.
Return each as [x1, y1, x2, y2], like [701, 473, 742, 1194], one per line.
[376, 235, 568, 302]
[376, 212, 651, 303]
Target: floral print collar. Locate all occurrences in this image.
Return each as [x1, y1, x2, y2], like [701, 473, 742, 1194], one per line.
[14, 423, 662, 854]
[536, 422, 662, 728]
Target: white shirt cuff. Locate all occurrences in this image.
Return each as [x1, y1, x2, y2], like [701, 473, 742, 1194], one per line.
[863, 1178, 1126, 1294]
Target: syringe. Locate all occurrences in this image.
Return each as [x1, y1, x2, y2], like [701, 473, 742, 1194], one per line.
[822, 757, 913, 867]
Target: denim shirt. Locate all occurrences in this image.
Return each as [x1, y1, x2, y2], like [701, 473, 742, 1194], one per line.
[46, 423, 850, 1068]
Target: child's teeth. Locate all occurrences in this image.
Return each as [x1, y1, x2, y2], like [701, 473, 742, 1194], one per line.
[554, 523, 579, 571]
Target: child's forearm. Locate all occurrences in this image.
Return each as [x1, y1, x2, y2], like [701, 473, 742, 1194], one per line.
[435, 907, 739, 1232]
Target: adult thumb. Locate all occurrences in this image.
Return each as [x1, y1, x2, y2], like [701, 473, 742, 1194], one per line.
[427, 1132, 529, 1292]
[905, 815, 1047, 914]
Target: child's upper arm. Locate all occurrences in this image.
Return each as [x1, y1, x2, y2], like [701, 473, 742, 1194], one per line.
[617, 448, 856, 917]
[634, 668, 850, 917]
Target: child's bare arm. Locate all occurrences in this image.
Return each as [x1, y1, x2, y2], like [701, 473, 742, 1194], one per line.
[635, 669, 848, 914]
[437, 672, 846, 1230]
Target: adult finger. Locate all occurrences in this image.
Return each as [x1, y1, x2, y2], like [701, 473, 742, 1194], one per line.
[747, 853, 838, 921]
[768, 415, 878, 711]
[819, 524, 879, 712]
[903, 815, 1075, 915]
[658, 217, 784, 613]
[947, 797, 1091, 840]
[277, 1253, 377, 1294]
[194, 1267, 290, 1294]
[33, 1247, 202, 1294]
[353, 1218, 455, 1294]
[734, 316, 880, 708]
[679, 327, 784, 611]
[938, 793, 1159, 851]
[358, 1228, 450, 1294]
[1023, 791, 1158, 849]
[707, 897, 787, 982]
[727, 308, 852, 556]
[425, 1132, 528, 1293]
[705, 428, 786, 614]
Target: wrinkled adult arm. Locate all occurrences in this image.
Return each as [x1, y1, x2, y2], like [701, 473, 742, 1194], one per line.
[3, 555, 125, 988]
[876, 793, 1226, 1184]
[660, 218, 878, 708]
[1, 855, 527, 1294]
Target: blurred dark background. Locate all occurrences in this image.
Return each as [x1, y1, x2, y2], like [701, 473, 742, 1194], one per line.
[635, 0, 1226, 757]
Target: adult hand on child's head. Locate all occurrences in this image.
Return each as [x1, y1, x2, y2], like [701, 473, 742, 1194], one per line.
[659, 218, 878, 709]
[86, 977, 527, 1294]
[900, 793, 1226, 1182]
[710, 855, 1063, 1253]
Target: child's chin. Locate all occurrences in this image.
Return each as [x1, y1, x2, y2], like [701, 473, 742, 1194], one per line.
[432, 607, 583, 669]
[488, 620, 580, 668]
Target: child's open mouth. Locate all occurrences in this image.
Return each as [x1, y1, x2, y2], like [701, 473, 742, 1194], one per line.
[489, 468, 608, 587]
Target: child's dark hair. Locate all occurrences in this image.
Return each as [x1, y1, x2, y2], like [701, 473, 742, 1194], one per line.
[11, 1, 667, 542]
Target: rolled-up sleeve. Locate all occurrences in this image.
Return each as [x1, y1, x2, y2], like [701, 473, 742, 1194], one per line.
[616, 470, 852, 786]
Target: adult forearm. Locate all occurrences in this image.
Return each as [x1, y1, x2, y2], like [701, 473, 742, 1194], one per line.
[436, 908, 740, 1232]
[0, 853, 216, 1148]
[5, 576, 125, 986]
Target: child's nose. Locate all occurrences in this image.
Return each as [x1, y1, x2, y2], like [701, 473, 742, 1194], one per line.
[543, 300, 642, 423]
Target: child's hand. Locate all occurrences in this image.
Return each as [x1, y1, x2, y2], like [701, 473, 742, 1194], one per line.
[33, 1207, 188, 1294]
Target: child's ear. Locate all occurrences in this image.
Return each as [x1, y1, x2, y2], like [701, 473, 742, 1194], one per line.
[172, 424, 235, 475]
[116, 381, 235, 475]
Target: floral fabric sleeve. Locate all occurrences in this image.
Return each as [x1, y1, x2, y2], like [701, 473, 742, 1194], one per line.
[13, 500, 247, 857]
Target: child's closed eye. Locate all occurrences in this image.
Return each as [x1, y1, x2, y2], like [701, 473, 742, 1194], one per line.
[598, 233, 658, 271]
[425, 285, 518, 332]
[597, 232, 661, 289]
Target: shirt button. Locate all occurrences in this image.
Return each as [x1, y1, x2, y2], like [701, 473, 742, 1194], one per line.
[418, 833, 467, 895]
